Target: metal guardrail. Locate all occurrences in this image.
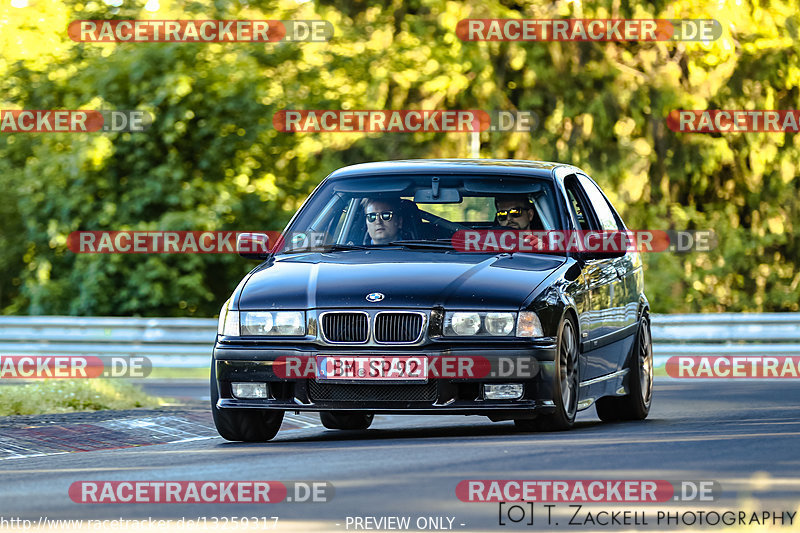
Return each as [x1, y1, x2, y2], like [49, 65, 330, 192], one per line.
[0, 313, 798, 368]
[0, 316, 216, 368]
[649, 313, 800, 364]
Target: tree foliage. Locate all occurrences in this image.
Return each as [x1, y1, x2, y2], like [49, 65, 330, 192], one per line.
[1, 0, 798, 316]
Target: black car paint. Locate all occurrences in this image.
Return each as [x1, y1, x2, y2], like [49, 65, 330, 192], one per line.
[213, 159, 649, 418]
[237, 251, 564, 310]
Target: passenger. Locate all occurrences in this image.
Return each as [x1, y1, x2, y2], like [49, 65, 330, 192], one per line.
[494, 196, 537, 231]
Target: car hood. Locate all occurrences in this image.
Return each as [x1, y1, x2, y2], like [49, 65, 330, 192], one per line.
[237, 250, 564, 310]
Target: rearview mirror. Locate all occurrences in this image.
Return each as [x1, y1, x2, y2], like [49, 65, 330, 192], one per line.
[414, 187, 461, 203]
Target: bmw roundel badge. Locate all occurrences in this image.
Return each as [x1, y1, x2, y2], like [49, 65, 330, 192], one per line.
[366, 292, 385, 302]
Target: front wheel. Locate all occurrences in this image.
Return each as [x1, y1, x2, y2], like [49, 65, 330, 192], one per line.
[210, 362, 284, 442]
[515, 315, 580, 432]
[595, 313, 654, 421]
[319, 411, 374, 430]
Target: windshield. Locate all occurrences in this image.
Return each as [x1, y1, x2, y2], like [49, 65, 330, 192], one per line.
[274, 174, 563, 254]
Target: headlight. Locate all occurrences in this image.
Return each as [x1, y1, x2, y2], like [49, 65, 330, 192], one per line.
[516, 311, 544, 337]
[449, 312, 481, 336]
[485, 312, 515, 336]
[274, 311, 305, 335]
[444, 310, 543, 338]
[217, 298, 240, 336]
[242, 311, 273, 334]
[241, 311, 306, 336]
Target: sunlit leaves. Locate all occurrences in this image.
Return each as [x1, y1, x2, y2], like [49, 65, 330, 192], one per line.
[1, 0, 799, 314]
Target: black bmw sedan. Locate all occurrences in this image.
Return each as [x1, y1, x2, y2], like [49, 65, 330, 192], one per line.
[211, 159, 654, 441]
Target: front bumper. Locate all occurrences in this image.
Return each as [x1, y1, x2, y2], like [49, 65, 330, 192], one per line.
[213, 343, 558, 416]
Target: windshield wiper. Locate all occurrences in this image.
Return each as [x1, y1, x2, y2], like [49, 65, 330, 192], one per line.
[281, 243, 370, 254]
[385, 239, 455, 249]
[282, 240, 456, 253]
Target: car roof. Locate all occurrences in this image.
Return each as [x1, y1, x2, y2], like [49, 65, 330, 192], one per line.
[326, 159, 574, 181]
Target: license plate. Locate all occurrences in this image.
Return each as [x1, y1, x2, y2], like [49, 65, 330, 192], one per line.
[315, 355, 428, 382]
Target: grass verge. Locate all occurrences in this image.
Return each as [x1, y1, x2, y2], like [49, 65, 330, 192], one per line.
[147, 367, 209, 380]
[0, 379, 168, 416]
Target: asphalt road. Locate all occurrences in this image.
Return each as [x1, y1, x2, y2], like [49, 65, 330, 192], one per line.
[0, 379, 799, 532]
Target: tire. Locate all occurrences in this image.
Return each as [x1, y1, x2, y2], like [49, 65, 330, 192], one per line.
[595, 313, 654, 422]
[319, 411, 374, 430]
[210, 361, 284, 442]
[515, 315, 580, 432]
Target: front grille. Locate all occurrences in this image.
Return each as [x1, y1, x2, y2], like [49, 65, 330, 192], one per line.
[321, 312, 368, 343]
[375, 312, 424, 343]
[308, 381, 437, 402]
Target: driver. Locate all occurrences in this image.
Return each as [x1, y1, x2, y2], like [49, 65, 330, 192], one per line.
[494, 195, 537, 231]
[364, 198, 404, 245]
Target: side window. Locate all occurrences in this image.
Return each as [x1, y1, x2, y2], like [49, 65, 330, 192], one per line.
[564, 176, 594, 231]
[577, 175, 621, 231]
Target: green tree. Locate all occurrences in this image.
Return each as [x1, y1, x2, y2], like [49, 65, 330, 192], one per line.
[1, 0, 798, 316]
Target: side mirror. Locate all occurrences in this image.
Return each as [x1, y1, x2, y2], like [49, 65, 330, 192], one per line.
[576, 250, 626, 261]
[237, 232, 271, 260]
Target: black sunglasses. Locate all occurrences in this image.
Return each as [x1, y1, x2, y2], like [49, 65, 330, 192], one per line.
[495, 207, 528, 221]
[366, 211, 394, 223]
